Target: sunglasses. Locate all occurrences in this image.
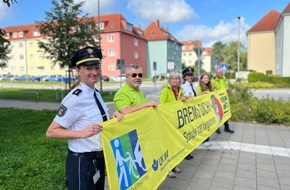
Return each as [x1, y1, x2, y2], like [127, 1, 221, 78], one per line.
[129, 73, 143, 78]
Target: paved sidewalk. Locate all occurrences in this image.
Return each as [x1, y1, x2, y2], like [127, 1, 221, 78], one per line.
[1, 99, 290, 189]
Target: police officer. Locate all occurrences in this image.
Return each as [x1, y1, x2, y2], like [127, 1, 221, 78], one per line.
[181, 67, 197, 98]
[46, 46, 123, 190]
[181, 67, 197, 160]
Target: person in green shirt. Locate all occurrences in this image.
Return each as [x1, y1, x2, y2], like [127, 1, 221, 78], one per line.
[114, 64, 157, 115]
[211, 68, 234, 133]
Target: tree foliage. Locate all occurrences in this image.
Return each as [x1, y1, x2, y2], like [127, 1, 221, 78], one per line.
[212, 41, 247, 71]
[0, 29, 11, 68]
[36, 0, 99, 69]
[0, 0, 16, 68]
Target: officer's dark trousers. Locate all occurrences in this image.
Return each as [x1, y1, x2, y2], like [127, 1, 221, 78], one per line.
[224, 120, 230, 131]
[66, 151, 105, 190]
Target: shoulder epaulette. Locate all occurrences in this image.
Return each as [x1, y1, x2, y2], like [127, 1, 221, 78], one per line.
[72, 89, 82, 96]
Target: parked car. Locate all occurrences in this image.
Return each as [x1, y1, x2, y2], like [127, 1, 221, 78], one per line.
[12, 75, 32, 81]
[110, 74, 126, 82]
[101, 75, 110, 82]
[0, 74, 14, 81]
[152, 73, 167, 81]
[30, 75, 43, 82]
[42, 75, 63, 82]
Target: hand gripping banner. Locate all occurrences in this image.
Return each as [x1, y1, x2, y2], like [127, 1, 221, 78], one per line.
[101, 90, 231, 190]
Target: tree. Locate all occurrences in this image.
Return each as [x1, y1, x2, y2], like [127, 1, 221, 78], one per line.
[212, 41, 247, 72]
[36, 0, 99, 88]
[211, 41, 226, 66]
[0, 29, 10, 68]
[222, 41, 238, 71]
[0, 0, 17, 68]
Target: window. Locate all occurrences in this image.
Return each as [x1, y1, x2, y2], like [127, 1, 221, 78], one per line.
[31, 66, 35, 71]
[19, 31, 24, 37]
[108, 49, 115, 56]
[39, 54, 44, 59]
[134, 51, 138, 59]
[33, 30, 40, 36]
[5, 33, 10, 38]
[108, 35, 114, 42]
[126, 23, 133, 32]
[19, 43, 24, 48]
[183, 53, 186, 56]
[20, 55, 24, 60]
[134, 39, 138, 46]
[29, 42, 34, 48]
[108, 63, 115, 70]
[13, 32, 17, 38]
[20, 66, 25, 72]
[30, 54, 34, 60]
[96, 22, 104, 30]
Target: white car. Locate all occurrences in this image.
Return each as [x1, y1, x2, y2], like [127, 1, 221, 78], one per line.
[110, 74, 126, 82]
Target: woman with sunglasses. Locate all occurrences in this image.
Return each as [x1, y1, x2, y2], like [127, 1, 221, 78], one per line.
[159, 72, 187, 178]
[114, 64, 158, 115]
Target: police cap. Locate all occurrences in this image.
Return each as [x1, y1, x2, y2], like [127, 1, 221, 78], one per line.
[182, 67, 194, 77]
[71, 46, 102, 67]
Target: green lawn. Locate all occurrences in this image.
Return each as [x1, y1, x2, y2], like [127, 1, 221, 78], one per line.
[0, 88, 116, 102]
[0, 108, 67, 190]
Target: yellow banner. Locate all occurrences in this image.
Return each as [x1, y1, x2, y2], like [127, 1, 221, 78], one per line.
[101, 90, 231, 190]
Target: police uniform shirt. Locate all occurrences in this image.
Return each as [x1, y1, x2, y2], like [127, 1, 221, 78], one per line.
[54, 82, 109, 153]
[181, 81, 197, 97]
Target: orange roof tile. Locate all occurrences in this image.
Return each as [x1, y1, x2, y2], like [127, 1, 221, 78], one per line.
[282, 2, 290, 14]
[247, 9, 280, 33]
[144, 19, 180, 43]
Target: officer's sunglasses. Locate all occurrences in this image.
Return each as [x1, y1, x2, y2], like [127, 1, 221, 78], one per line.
[129, 73, 143, 78]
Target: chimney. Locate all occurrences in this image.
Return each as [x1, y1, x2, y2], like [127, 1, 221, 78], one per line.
[155, 19, 159, 27]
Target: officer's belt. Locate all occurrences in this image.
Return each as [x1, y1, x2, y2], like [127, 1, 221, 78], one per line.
[68, 149, 103, 158]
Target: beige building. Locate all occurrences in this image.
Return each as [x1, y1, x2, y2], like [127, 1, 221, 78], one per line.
[247, 3, 290, 76]
[181, 40, 212, 73]
[2, 24, 68, 76]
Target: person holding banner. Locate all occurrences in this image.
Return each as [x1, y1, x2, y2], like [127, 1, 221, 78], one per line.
[181, 67, 197, 160]
[197, 73, 213, 147]
[46, 46, 123, 190]
[114, 64, 158, 115]
[160, 72, 187, 178]
[212, 68, 234, 133]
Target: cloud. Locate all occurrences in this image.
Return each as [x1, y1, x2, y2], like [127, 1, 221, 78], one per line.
[176, 17, 250, 47]
[126, 0, 197, 23]
[0, 3, 13, 22]
[75, 0, 116, 15]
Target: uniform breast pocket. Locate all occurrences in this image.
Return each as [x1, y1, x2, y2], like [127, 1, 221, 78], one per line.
[85, 108, 102, 123]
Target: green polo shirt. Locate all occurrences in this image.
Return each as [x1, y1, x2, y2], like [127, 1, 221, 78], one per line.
[114, 83, 148, 112]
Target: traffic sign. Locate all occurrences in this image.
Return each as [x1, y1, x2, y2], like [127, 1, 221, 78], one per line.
[214, 60, 218, 69]
[221, 63, 228, 72]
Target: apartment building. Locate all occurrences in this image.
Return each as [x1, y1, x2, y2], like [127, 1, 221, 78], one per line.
[144, 20, 182, 77]
[247, 2, 290, 76]
[2, 24, 66, 76]
[181, 40, 212, 73]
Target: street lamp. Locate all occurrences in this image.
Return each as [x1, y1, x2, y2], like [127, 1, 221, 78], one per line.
[237, 16, 241, 79]
[97, 0, 103, 92]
